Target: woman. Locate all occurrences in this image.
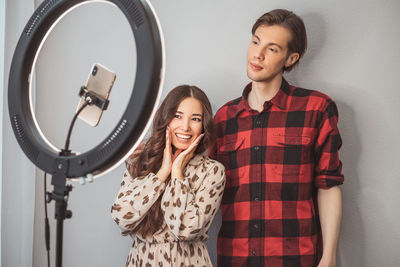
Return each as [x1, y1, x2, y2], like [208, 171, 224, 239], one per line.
[111, 85, 225, 267]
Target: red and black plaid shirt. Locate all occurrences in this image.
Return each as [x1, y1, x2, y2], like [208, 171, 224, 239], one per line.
[211, 78, 344, 266]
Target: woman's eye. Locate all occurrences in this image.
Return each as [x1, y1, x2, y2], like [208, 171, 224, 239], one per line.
[174, 114, 181, 119]
[269, 48, 277, 52]
[193, 117, 202, 122]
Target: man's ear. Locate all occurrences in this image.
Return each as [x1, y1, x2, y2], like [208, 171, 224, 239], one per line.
[285, 52, 300, 68]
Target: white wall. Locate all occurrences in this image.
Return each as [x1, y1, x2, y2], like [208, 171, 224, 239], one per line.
[2, 0, 400, 266]
[2, 0, 36, 267]
[0, 0, 6, 263]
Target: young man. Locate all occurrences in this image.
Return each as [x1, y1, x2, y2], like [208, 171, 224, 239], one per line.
[212, 9, 343, 267]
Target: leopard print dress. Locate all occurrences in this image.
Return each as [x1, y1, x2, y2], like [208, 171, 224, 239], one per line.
[111, 154, 225, 267]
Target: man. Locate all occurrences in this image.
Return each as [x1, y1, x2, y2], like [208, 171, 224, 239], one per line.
[211, 9, 343, 267]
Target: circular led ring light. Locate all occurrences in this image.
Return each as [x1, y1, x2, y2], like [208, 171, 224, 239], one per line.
[8, 0, 165, 179]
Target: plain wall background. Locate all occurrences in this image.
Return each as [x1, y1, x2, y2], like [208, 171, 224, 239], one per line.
[0, 0, 5, 263]
[2, 0, 400, 266]
[2, 0, 36, 266]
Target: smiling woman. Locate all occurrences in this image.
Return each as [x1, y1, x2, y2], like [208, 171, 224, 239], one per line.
[168, 97, 204, 151]
[111, 85, 226, 266]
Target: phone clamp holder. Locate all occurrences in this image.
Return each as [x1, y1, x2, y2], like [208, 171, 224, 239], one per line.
[79, 86, 109, 110]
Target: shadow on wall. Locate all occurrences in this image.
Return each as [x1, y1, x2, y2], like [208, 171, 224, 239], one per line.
[287, 11, 327, 85]
[300, 12, 327, 73]
[287, 12, 366, 267]
[290, 84, 367, 266]
[335, 99, 366, 267]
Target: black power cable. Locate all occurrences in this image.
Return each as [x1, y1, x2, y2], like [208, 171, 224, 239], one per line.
[44, 172, 50, 267]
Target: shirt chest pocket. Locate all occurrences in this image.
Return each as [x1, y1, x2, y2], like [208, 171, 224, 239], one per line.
[268, 133, 314, 180]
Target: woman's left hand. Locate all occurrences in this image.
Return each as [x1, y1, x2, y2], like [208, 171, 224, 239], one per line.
[171, 134, 204, 180]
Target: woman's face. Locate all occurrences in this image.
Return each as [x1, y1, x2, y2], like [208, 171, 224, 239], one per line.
[168, 97, 203, 151]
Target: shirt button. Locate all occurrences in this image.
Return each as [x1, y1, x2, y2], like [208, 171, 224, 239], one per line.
[254, 146, 260, 151]
[254, 223, 259, 229]
[252, 250, 257, 256]
[256, 119, 261, 125]
[254, 197, 259, 202]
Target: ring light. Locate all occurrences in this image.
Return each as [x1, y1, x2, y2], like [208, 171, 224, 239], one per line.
[8, 0, 165, 179]
[7, 1, 164, 266]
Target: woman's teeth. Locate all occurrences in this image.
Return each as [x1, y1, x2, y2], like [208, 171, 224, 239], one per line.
[176, 133, 191, 140]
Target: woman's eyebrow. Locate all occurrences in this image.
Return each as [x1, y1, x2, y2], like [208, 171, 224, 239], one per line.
[176, 111, 202, 117]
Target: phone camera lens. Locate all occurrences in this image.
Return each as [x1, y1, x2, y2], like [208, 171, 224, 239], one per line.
[92, 66, 98, 76]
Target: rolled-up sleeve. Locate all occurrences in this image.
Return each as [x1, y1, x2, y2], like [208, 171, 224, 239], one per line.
[314, 100, 344, 189]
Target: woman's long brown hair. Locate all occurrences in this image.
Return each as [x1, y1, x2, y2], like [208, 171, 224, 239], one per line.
[126, 85, 215, 237]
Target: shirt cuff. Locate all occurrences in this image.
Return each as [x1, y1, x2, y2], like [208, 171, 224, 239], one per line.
[314, 175, 344, 189]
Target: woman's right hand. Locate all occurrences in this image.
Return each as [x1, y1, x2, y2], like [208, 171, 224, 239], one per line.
[156, 127, 173, 182]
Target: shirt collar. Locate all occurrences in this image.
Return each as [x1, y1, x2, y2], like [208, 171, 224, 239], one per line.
[236, 78, 290, 116]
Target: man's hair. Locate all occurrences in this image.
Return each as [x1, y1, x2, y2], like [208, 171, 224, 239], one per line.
[252, 9, 307, 72]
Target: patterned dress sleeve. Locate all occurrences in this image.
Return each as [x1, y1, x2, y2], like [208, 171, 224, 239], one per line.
[161, 160, 225, 241]
[111, 170, 166, 235]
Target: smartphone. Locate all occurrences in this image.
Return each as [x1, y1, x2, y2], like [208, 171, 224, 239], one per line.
[76, 63, 116, 126]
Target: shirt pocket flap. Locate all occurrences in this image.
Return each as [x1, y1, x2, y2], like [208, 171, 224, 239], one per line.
[219, 136, 245, 152]
[272, 133, 312, 146]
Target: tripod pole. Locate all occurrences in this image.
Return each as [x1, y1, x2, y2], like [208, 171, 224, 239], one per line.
[49, 156, 73, 267]
[56, 204, 65, 267]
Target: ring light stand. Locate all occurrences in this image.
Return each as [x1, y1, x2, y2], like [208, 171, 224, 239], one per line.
[7, 0, 165, 266]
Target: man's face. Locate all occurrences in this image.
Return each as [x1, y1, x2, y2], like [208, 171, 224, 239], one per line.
[247, 24, 298, 83]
